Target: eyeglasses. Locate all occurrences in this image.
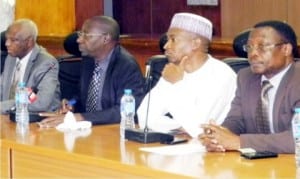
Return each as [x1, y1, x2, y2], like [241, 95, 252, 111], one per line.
[242, 42, 286, 53]
[77, 31, 107, 39]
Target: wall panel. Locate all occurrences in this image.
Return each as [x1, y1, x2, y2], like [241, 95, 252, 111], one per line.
[113, 0, 221, 36]
[15, 0, 75, 37]
[221, 0, 288, 38]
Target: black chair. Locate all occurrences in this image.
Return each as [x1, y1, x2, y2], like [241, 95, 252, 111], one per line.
[223, 29, 251, 73]
[232, 29, 251, 58]
[145, 55, 168, 92]
[57, 32, 82, 100]
[1, 30, 7, 74]
[223, 58, 249, 73]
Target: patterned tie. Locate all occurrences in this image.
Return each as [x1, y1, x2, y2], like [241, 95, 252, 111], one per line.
[86, 64, 103, 112]
[9, 61, 22, 99]
[255, 80, 273, 134]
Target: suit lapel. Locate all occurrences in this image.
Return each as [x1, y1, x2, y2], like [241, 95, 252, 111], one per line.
[23, 45, 40, 83]
[248, 75, 261, 128]
[273, 63, 295, 132]
[2, 56, 17, 99]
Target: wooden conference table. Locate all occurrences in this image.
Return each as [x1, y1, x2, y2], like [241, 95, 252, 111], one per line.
[0, 115, 297, 178]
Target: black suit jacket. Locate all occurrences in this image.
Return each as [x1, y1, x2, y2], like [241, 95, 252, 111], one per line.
[75, 45, 145, 125]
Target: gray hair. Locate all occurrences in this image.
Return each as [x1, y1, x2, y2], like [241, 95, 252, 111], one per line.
[13, 19, 38, 41]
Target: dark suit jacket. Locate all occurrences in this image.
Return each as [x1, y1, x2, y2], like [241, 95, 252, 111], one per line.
[75, 45, 145, 125]
[222, 61, 300, 153]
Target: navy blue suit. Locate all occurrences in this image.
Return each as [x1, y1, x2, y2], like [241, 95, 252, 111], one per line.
[75, 45, 145, 125]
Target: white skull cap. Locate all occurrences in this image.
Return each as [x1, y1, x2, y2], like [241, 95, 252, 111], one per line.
[169, 12, 213, 41]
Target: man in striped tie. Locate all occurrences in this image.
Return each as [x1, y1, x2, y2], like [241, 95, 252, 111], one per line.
[200, 20, 300, 154]
[39, 16, 145, 128]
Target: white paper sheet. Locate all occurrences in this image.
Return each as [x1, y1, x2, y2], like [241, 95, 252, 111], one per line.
[139, 143, 206, 155]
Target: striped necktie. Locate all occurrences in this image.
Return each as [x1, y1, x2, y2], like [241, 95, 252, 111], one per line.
[255, 80, 273, 134]
[86, 64, 104, 112]
[9, 61, 22, 99]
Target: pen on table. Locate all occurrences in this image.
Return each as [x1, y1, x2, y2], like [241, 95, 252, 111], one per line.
[38, 99, 77, 117]
[67, 98, 77, 106]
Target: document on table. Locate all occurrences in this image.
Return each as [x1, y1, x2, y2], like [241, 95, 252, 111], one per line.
[139, 143, 206, 155]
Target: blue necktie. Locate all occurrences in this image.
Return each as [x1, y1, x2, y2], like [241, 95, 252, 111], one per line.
[86, 64, 103, 112]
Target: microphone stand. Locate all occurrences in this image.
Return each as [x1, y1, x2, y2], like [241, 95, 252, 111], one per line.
[125, 63, 174, 143]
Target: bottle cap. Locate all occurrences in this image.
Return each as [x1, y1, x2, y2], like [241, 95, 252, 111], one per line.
[124, 89, 132, 95]
[295, 108, 300, 113]
[18, 81, 26, 87]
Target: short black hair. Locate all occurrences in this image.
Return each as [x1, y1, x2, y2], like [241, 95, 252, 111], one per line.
[254, 20, 299, 58]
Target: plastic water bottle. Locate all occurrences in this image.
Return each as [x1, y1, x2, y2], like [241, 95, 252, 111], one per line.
[15, 81, 29, 134]
[120, 89, 135, 140]
[292, 108, 300, 167]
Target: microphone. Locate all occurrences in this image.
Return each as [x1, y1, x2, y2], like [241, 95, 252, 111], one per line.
[9, 62, 56, 123]
[28, 62, 56, 103]
[144, 62, 151, 93]
[125, 61, 174, 143]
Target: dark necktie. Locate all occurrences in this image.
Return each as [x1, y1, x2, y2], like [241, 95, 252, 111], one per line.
[9, 61, 22, 99]
[255, 80, 273, 134]
[86, 64, 103, 112]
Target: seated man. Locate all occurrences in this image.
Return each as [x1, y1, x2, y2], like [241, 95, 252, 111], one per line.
[137, 13, 237, 137]
[0, 19, 60, 113]
[200, 20, 300, 153]
[39, 16, 145, 127]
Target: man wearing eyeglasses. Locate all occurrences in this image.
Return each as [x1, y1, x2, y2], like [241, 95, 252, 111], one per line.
[200, 20, 300, 153]
[39, 16, 145, 127]
[0, 19, 60, 113]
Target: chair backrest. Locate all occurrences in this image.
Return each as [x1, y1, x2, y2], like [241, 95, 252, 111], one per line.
[58, 32, 82, 99]
[1, 30, 7, 74]
[223, 57, 250, 73]
[233, 29, 251, 58]
[145, 55, 168, 92]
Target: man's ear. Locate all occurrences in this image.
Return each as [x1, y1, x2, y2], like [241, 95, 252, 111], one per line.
[284, 43, 293, 56]
[103, 34, 111, 44]
[192, 38, 201, 50]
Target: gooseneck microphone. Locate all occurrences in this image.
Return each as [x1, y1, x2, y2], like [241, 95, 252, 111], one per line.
[125, 60, 174, 143]
[28, 62, 56, 103]
[31, 62, 56, 93]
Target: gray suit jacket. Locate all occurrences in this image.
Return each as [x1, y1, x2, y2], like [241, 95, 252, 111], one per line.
[0, 45, 60, 113]
[222, 61, 300, 153]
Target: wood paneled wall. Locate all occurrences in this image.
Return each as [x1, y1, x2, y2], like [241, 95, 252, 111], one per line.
[221, 0, 300, 38]
[15, 0, 104, 37]
[113, 0, 221, 36]
[75, 0, 104, 30]
[15, 0, 76, 37]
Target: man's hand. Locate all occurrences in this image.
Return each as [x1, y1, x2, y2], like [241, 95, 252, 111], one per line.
[37, 113, 84, 128]
[199, 124, 240, 152]
[58, 99, 74, 114]
[38, 99, 74, 117]
[162, 56, 188, 83]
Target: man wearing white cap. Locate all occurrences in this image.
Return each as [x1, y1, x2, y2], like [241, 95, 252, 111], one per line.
[137, 12, 237, 138]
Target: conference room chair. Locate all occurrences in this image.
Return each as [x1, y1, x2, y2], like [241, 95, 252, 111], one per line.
[233, 28, 251, 58]
[145, 54, 168, 92]
[223, 57, 250, 73]
[223, 29, 251, 73]
[1, 30, 7, 74]
[57, 32, 82, 100]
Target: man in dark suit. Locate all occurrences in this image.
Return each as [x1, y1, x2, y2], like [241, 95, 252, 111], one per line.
[200, 20, 300, 153]
[0, 19, 60, 113]
[39, 16, 145, 126]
